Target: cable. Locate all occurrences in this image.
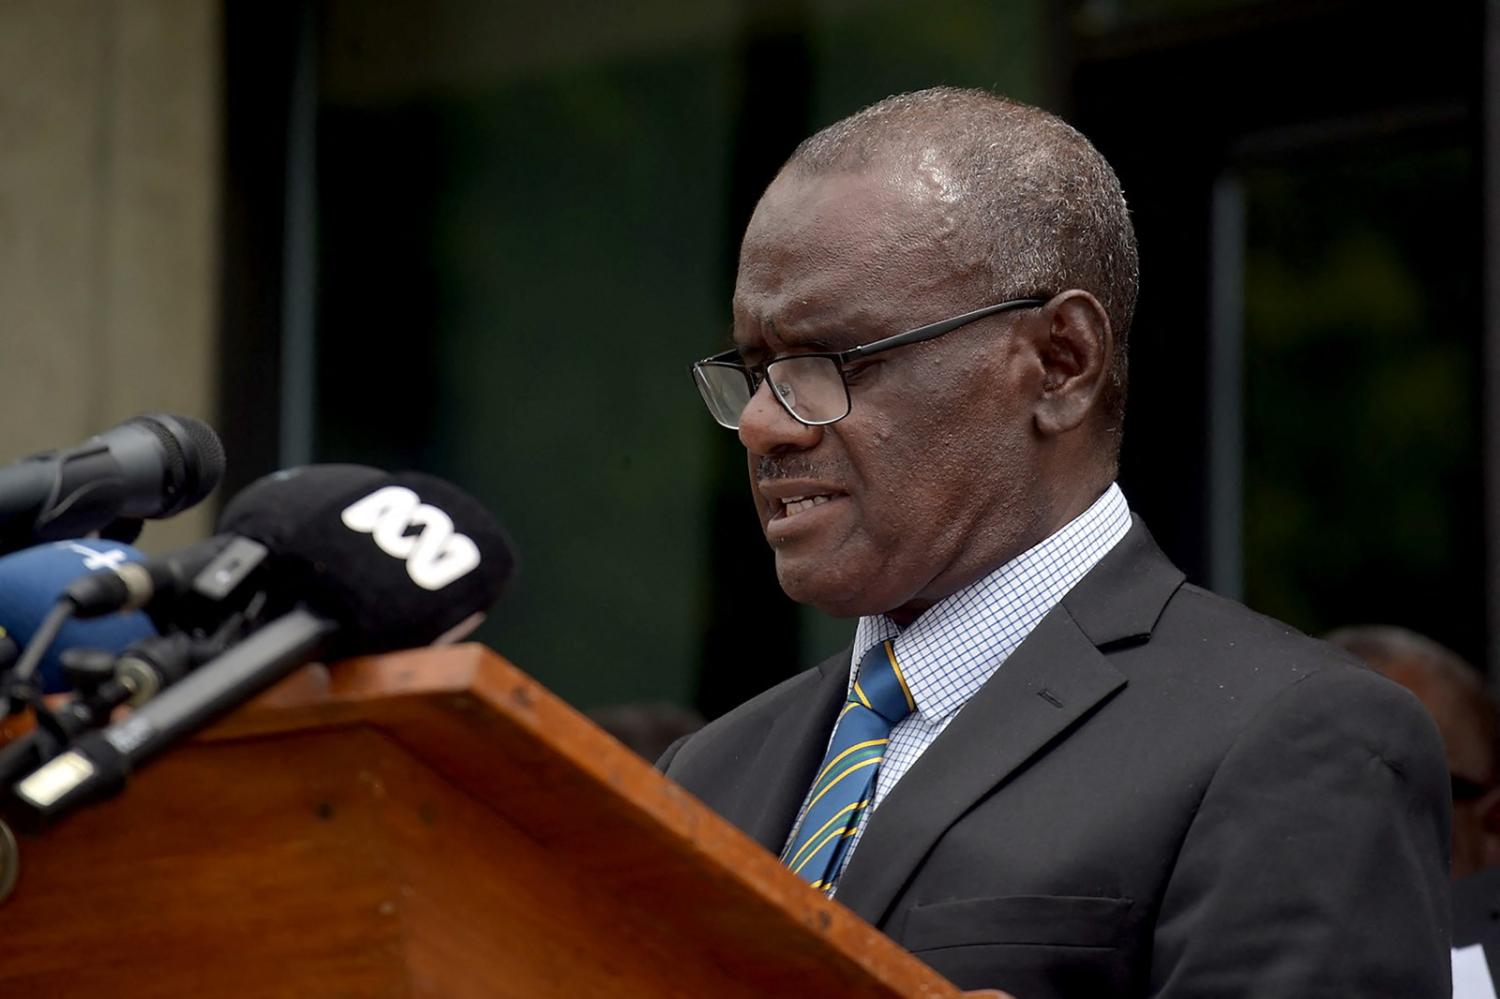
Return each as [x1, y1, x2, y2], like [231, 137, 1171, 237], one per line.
[0, 599, 75, 721]
[10, 600, 75, 683]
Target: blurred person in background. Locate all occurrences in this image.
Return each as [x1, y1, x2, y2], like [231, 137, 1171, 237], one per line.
[589, 701, 705, 762]
[1328, 625, 1500, 879]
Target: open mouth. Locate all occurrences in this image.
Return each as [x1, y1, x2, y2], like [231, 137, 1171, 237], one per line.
[777, 494, 838, 519]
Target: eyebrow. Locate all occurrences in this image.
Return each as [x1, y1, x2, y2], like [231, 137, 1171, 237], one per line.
[731, 318, 846, 357]
[773, 314, 847, 351]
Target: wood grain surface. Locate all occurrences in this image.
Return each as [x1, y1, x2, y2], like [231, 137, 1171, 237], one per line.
[0, 644, 966, 997]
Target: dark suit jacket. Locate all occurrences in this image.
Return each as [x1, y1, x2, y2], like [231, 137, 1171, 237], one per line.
[660, 521, 1452, 997]
[1453, 866, 1500, 984]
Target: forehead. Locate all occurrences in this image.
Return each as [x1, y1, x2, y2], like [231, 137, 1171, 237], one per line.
[732, 168, 977, 346]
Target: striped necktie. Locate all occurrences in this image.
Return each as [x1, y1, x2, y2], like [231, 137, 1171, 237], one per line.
[781, 640, 916, 894]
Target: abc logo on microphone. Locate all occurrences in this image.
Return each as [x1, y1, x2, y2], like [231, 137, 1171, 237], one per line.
[340, 486, 481, 591]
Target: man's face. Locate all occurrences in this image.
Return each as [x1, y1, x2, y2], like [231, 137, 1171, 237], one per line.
[731, 166, 1049, 621]
[1381, 660, 1500, 878]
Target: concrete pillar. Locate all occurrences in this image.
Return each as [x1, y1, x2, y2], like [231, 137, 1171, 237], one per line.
[0, 0, 220, 551]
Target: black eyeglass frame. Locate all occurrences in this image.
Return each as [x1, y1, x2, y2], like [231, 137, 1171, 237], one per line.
[690, 296, 1048, 429]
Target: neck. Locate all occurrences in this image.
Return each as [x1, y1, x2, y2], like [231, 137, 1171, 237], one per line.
[882, 475, 1113, 630]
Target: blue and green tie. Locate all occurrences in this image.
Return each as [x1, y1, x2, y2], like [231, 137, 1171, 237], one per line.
[781, 640, 916, 894]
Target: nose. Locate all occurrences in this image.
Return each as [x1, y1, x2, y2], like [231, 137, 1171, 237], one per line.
[738, 379, 823, 455]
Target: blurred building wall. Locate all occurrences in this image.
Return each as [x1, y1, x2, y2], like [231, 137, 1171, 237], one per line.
[0, 0, 220, 551]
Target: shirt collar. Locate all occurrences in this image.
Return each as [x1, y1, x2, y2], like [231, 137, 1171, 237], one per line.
[849, 483, 1132, 722]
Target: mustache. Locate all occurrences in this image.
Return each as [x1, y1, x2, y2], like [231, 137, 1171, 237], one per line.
[756, 454, 838, 481]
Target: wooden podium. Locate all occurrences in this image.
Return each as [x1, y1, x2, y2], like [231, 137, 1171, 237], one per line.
[0, 644, 962, 997]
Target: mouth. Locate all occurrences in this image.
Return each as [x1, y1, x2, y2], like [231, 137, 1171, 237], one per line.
[756, 477, 849, 539]
[758, 482, 851, 544]
[775, 493, 838, 520]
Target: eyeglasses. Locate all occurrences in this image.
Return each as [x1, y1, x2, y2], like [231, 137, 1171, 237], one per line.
[690, 297, 1046, 430]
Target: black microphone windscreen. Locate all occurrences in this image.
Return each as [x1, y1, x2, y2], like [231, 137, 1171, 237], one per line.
[218, 464, 387, 550]
[218, 465, 516, 655]
[130, 413, 226, 515]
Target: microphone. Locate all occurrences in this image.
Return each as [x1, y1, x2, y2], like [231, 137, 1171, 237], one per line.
[0, 541, 164, 787]
[62, 463, 509, 649]
[64, 534, 270, 633]
[8, 465, 516, 824]
[0, 540, 157, 694]
[215, 464, 516, 656]
[0, 413, 226, 555]
[64, 536, 234, 615]
[0, 628, 238, 791]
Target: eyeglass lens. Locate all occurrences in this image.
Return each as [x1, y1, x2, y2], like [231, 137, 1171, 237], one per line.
[694, 356, 848, 429]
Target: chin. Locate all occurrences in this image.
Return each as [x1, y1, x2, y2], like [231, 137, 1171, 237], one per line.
[774, 559, 892, 620]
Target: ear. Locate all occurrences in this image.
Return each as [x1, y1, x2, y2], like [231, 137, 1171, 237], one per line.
[1032, 290, 1112, 437]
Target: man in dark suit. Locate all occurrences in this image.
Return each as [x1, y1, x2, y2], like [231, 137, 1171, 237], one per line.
[669, 87, 1451, 996]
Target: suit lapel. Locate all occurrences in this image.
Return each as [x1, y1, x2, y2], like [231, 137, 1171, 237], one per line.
[730, 651, 850, 853]
[833, 610, 1125, 924]
[1060, 518, 1186, 650]
[833, 519, 1185, 926]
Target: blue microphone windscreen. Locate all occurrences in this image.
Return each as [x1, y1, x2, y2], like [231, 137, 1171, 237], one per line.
[0, 540, 158, 693]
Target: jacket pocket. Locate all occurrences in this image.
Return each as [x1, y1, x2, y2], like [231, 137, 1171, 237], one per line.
[903, 894, 1135, 952]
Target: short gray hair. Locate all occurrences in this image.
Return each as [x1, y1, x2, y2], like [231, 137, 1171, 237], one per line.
[784, 87, 1139, 445]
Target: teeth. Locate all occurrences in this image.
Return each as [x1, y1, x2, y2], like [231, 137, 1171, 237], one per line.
[783, 495, 833, 516]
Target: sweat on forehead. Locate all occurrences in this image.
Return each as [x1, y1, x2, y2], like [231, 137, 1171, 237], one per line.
[781, 88, 1097, 229]
[734, 170, 980, 347]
